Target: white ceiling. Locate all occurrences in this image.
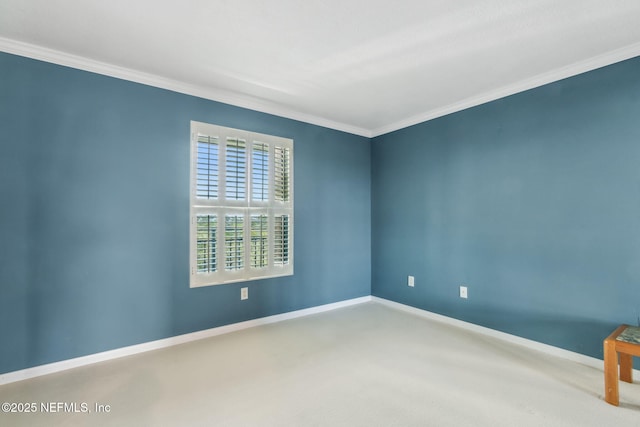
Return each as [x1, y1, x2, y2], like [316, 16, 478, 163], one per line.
[2, 0, 640, 137]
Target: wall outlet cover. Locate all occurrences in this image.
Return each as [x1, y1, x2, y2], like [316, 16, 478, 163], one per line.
[460, 286, 468, 299]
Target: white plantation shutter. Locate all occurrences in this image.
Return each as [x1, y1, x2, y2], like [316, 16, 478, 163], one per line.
[196, 135, 218, 200]
[251, 214, 268, 268]
[274, 146, 291, 202]
[225, 214, 244, 270]
[252, 142, 269, 202]
[274, 214, 290, 266]
[190, 121, 293, 287]
[225, 138, 246, 201]
[196, 215, 217, 272]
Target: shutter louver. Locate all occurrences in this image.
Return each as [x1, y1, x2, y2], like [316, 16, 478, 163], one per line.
[252, 142, 269, 201]
[251, 214, 268, 268]
[274, 146, 290, 202]
[196, 215, 217, 272]
[196, 135, 218, 199]
[274, 214, 290, 266]
[225, 215, 244, 270]
[226, 138, 246, 200]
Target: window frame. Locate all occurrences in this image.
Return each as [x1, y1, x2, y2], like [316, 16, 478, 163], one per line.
[190, 121, 294, 287]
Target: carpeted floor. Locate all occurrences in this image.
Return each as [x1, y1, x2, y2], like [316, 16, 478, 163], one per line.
[1, 302, 638, 426]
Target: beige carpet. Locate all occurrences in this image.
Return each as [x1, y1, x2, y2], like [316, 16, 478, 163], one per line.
[0, 302, 638, 426]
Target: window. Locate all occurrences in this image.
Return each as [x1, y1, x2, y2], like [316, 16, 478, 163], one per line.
[190, 121, 293, 287]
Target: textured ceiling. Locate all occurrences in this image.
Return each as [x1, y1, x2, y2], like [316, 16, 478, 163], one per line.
[2, 0, 640, 136]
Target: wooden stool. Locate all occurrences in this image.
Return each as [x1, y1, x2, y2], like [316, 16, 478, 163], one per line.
[604, 324, 640, 405]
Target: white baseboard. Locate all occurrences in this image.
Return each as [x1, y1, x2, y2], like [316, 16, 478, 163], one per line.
[372, 296, 640, 376]
[3, 295, 635, 386]
[0, 296, 372, 386]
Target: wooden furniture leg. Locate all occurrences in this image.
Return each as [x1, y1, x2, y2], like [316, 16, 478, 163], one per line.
[620, 353, 633, 383]
[604, 333, 620, 406]
[604, 324, 640, 406]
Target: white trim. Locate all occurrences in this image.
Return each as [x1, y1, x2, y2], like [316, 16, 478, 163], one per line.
[0, 296, 372, 386]
[0, 37, 371, 138]
[2, 295, 636, 386]
[371, 41, 640, 137]
[190, 121, 294, 287]
[3, 36, 640, 139]
[372, 297, 640, 377]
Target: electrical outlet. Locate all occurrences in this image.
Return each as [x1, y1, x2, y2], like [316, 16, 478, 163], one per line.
[408, 276, 415, 287]
[241, 287, 248, 300]
[459, 286, 468, 299]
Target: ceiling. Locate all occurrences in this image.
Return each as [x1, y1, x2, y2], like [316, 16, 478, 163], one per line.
[2, 0, 640, 137]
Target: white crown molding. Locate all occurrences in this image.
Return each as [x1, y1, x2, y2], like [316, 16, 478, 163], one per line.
[0, 296, 372, 385]
[0, 36, 372, 138]
[2, 37, 639, 140]
[371, 41, 640, 137]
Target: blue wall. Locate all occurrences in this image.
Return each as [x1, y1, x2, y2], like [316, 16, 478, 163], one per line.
[3, 48, 639, 375]
[0, 52, 371, 374]
[372, 56, 640, 361]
